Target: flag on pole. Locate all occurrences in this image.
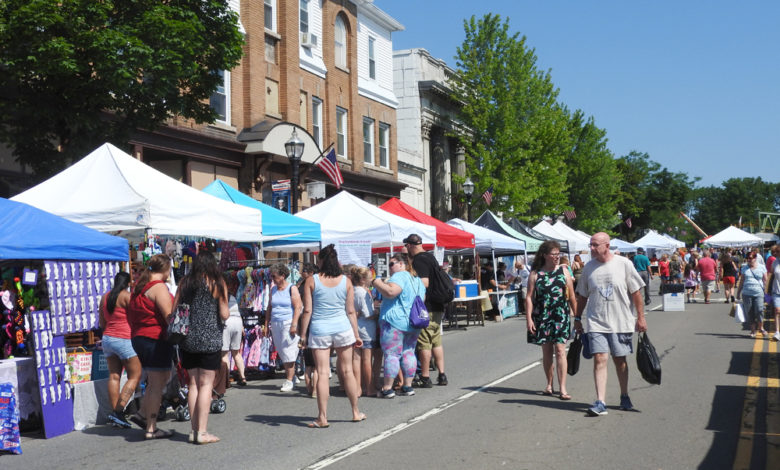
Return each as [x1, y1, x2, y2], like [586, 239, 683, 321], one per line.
[316, 147, 344, 189]
[738, 215, 742, 227]
[625, 217, 632, 229]
[563, 210, 577, 220]
[482, 184, 494, 205]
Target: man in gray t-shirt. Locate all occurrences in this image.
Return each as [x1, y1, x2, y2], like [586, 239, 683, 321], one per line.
[575, 232, 647, 416]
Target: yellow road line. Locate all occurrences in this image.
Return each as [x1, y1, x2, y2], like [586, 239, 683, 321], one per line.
[732, 338, 764, 470]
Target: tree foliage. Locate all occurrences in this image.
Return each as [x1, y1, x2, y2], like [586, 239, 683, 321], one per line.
[563, 110, 620, 233]
[451, 14, 569, 219]
[691, 178, 780, 234]
[0, 0, 244, 179]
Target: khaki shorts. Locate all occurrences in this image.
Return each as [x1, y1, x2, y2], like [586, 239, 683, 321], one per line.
[416, 310, 443, 350]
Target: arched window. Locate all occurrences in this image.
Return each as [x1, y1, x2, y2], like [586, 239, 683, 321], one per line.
[334, 16, 347, 69]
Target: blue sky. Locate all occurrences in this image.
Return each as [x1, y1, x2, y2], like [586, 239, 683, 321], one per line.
[381, 1, 779, 188]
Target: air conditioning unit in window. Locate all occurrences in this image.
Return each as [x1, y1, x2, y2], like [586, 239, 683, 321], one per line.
[300, 32, 317, 48]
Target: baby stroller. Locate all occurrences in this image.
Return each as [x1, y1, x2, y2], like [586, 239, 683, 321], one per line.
[160, 346, 227, 421]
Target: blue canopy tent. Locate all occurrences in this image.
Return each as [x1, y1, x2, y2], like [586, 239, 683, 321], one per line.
[0, 197, 128, 261]
[202, 180, 321, 247]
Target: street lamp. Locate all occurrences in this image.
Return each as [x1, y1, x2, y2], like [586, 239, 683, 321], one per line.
[284, 128, 305, 214]
[463, 177, 474, 222]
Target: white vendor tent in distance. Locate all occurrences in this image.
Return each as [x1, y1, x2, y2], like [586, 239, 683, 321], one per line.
[285, 190, 436, 250]
[13, 143, 264, 241]
[703, 226, 763, 248]
[532, 221, 589, 252]
[634, 230, 680, 252]
[447, 218, 526, 255]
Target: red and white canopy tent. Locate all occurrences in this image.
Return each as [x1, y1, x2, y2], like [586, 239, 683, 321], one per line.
[378, 198, 475, 250]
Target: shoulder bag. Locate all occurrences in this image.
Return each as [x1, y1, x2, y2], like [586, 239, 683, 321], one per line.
[167, 302, 190, 345]
[409, 276, 430, 329]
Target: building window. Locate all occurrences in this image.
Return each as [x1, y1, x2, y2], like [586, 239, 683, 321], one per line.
[368, 37, 376, 79]
[299, 0, 309, 34]
[379, 123, 389, 168]
[363, 118, 374, 164]
[312, 97, 323, 148]
[264, 0, 275, 31]
[209, 70, 230, 125]
[336, 107, 348, 158]
[334, 16, 347, 69]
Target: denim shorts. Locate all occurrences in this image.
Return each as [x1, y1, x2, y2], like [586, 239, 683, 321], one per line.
[587, 332, 633, 357]
[772, 295, 780, 309]
[102, 335, 137, 361]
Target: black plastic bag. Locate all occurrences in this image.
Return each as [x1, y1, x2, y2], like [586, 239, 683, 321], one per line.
[567, 333, 582, 376]
[636, 332, 661, 385]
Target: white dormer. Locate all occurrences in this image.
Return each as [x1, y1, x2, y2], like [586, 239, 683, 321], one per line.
[355, 1, 403, 108]
[299, 0, 327, 78]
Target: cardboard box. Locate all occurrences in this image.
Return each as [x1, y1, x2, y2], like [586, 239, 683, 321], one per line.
[663, 293, 685, 311]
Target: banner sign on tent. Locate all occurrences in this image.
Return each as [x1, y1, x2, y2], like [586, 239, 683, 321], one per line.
[336, 240, 372, 266]
[272, 180, 291, 214]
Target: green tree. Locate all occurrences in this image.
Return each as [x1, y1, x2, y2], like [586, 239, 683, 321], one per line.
[563, 110, 620, 233]
[0, 0, 244, 179]
[692, 178, 780, 234]
[452, 13, 569, 219]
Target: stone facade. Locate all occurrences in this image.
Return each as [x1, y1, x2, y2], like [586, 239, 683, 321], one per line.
[393, 48, 466, 220]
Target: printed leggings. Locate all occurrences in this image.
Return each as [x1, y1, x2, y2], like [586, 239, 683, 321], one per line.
[379, 320, 420, 379]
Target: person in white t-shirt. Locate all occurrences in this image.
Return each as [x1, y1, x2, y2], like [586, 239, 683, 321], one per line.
[574, 232, 647, 416]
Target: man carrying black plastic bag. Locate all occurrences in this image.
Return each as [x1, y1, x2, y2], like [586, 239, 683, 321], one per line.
[574, 232, 648, 416]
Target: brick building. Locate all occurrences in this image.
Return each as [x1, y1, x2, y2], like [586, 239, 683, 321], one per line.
[1, 0, 405, 208]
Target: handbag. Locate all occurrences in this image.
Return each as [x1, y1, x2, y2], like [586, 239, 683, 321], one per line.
[167, 302, 190, 345]
[567, 333, 582, 376]
[409, 277, 430, 329]
[636, 332, 662, 385]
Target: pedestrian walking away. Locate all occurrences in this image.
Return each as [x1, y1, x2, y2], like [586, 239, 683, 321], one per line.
[575, 232, 647, 417]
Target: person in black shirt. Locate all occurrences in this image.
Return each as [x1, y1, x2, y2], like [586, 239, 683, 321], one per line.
[403, 234, 448, 387]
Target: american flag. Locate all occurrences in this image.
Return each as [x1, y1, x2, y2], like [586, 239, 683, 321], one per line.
[316, 147, 343, 189]
[626, 217, 632, 229]
[563, 210, 577, 220]
[482, 184, 494, 205]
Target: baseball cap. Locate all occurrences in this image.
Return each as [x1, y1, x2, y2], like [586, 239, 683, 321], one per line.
[637, 248, 645, 254]
[402, 234, 422, 245]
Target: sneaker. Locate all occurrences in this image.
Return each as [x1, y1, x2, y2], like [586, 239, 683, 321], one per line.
[107, 411, 131, 428]
[380, 388, 395, 399]
[437, 373, 448, 386]
[413, 376, 433, 388]
[587, 400, 608, 416]
[280, 380, 294, 392]
[773, 332, 780, 342]
[619, 395, 634, 411]
[399, 385, 415, 396]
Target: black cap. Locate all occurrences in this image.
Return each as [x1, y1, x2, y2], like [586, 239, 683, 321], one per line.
[402, 234, 422, 245]
[637, 248, 645, 254]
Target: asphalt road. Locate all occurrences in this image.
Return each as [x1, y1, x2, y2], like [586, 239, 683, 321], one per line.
[11, 279, 779, 469]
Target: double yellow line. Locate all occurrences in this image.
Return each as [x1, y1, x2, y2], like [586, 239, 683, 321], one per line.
[732, 326, 779, 470]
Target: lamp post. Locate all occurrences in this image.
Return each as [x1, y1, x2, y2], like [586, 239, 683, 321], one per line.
[284, 128, 305, 214]
[463, 177, 474, 222]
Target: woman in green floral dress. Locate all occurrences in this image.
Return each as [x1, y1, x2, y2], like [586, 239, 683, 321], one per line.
[525, 240, 577, 400]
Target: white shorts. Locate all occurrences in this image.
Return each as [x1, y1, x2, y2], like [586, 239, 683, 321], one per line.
[308, 329, 356, 350]
[222, 316, 243, 351]
[270, 318, 300, 363]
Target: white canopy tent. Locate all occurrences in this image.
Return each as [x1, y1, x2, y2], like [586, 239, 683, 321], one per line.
[610, 238, 640, 253]
[532, 221, 589, 252]
[661, 233, 686, 248]
[284, 190, 436, 250]
[447, 219, 526, 255]
[634, 230, 680, 252]
[13, 143, 265, 241]
[704, 226, 763, 248]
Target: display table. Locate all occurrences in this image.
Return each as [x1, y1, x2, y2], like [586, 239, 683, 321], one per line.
[0, 357, 41, 421]
[490, 290, 520, 319]
[449, 295, 488, 327]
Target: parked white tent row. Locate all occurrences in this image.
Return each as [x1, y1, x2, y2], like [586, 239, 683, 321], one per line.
[634, 230, 681, 252]
[532, 221, 590, 252]
[13, 143, 265, 242]
[610, 238, 640, 252]
[447, 218, 526, 255]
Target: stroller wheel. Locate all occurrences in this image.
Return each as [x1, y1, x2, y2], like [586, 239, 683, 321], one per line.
[210, 399, 227, 414]
[175, 405, 190, 421]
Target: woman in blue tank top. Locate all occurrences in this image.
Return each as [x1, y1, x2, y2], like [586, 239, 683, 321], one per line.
[300, 244, 365, 428]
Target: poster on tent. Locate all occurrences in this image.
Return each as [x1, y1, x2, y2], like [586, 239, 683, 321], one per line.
[337, 240, 372, 266]
[272, 180, 291, 213]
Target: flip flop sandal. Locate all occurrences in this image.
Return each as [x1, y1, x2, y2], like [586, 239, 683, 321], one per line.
[559, 393, 572, 401]
[307, 421, 330, 429]
[145, 428, 173, 440]
[541, 389, 555, 396]
[351, 413, 367, 422]
[194, 432, 220, 445]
